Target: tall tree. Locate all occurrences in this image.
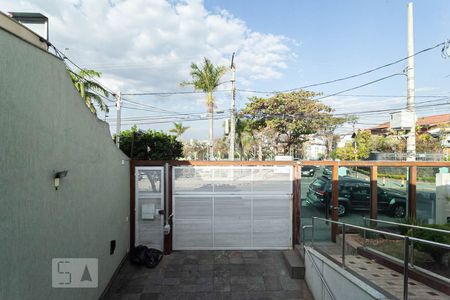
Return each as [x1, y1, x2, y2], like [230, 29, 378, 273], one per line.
[181, 58, 226, 159]
[169, 122, 189, 138]
[335, 130, 372, 160]
[241, 90, 347, 156]
[68, 69, 109, 114]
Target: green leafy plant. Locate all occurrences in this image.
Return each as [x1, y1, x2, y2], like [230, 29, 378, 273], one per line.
[406, 223, 450, 265]
[117, 126, 183, 160]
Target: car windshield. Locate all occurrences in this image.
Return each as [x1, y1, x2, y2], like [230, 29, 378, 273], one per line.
[311, 178, 327, 190]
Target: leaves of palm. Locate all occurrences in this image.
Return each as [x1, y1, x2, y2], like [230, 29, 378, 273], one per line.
[169, 122, 189, 137]
[181, 58, 226, 102]
[69, 69, 109, 114]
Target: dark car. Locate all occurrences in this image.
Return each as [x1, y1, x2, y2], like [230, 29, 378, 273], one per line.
[301, 166, 316, 177]
[322, 166, 332, 176]
[306, 176, 407, 217]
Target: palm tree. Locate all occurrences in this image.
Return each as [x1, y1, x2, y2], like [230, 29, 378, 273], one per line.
[68, 69, 109, 114]
[181, 58, 226, 159]
[169, 122, 189, 138]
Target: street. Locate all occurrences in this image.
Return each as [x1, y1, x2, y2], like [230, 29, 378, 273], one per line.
[299, 166, 438, 241]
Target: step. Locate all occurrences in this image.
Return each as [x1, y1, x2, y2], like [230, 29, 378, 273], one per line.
[294, 244, 306, 261]
[282, 250, 305, 279]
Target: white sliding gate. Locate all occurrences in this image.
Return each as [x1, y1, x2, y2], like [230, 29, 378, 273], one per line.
[172, 166, 293, 250]
[135, 167, 164, 251]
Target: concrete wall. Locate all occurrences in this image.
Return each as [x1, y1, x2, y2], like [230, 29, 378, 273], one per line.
[304, 247, 388, 300]
[0, 26, 130, 300]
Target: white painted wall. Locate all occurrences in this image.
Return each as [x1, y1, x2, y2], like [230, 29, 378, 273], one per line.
[304, 247, 388, 300]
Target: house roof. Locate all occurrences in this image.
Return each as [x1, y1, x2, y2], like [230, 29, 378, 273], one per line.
[370, 113, 450, 131]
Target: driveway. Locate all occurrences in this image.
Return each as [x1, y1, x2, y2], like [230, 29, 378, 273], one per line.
[103, 250, 313, 300]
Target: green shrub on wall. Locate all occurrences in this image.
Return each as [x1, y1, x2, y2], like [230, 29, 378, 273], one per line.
[117, 126, 183, 160]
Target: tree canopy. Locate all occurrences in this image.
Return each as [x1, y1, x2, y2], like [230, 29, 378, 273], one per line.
[335, 130, 372, 160]
[118, 126, 183, 160]
[241, 90, 347, 154]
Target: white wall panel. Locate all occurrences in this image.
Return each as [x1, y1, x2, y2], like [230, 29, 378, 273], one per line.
[172, 166, 292, 250]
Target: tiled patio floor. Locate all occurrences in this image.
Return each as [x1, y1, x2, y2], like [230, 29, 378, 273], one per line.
[330, 254, 449, 300]
[103, 250, 313, 300]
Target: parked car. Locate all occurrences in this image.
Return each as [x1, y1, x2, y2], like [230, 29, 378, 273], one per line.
[306, 176, 407, 217]
[301, 166, 316, 177]
[322, 166, 332, 176]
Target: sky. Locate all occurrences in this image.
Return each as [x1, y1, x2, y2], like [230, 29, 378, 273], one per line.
[3, 0, 450, 139]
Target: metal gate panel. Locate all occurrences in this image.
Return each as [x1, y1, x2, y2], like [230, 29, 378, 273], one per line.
[172, 166, 292, 250]
[135, 167, 164, 251]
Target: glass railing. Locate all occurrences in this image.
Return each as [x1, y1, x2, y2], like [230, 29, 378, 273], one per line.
[306, 216, 450, 300]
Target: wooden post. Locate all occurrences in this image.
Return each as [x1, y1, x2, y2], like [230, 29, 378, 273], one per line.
[370, 166, 378, 225]
[331, 164, 339, 242]
[130, 160, 136, 249]
[408, 166, 417, 219]
[293, 164, 301, 245]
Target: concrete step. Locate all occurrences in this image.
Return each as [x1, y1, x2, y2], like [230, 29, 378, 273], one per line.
[294, 244, 305, 261]
[282, 249, 305, 279]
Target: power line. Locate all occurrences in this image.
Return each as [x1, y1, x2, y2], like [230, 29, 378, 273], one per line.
[121, 90, 231, 96]
[116, 115, 229, 126]
[318, 93, 450, 98]
[314, 73, 404, 101]
[50, 44, 188, 117]
[236, 41, 446, 94]
[332, 97, 450, 116]
[333, 100, 450, 117]
[107, 110, 230, 122]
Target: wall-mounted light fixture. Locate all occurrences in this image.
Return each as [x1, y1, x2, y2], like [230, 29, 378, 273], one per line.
[54, 170, 68, 190]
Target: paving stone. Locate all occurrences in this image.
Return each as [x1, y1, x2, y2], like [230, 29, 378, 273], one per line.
[214, 276, 231, 292]
[279, 275, 303, 291]
[230, 291, 250, 300]
[246, 276, 265, 291]
[181, 284, 198, 292]
[142, 284, 162, 293]
[161, 277, 180, 285]
[242, 251, 258, 258]
[263, 276, 282, 291]
[183, 264, 200, 272]
[230, 257, 245, 264]
[103, 251, 310, 300]
[116, 294, 141, 300]
[139, 293, 159, 300]
[198, 257, 214, 265]
[115, 285, 144, 294]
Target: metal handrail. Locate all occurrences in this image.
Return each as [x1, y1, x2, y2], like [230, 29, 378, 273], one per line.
[363, 217, 450, 234]
[302, 225, 312, 245]
[362, 217, 450, 268]
[311, 217, 450, 300]
[314, 217, 450, 250]
[304, 246, 336, 300]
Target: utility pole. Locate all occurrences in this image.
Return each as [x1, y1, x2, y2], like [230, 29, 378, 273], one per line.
[406, 2, 416, 161]
[229, 52, 236, 160]
[115, 92, 122, 148]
